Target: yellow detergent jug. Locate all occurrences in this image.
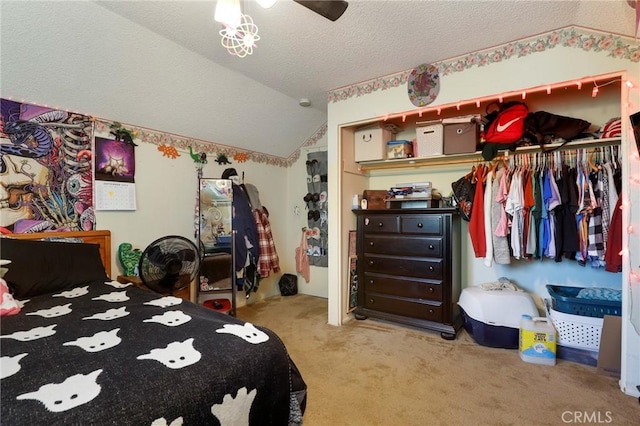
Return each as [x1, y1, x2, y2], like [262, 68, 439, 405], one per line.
[519, 315, 557, 366]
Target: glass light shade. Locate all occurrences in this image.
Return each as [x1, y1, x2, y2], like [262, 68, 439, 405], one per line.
[220, 14, 260, 58]
[214, 0, 242, 29]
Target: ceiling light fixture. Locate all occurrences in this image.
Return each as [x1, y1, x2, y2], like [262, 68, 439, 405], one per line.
[219, 14, 260, 58]
[215, 0, 277, 58]
[214, 0, 242, 28]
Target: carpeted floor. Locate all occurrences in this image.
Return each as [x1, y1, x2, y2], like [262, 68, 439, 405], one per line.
[236, 294, 639, 426]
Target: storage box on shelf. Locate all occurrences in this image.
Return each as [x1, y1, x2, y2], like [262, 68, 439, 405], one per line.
[415, 122, 443, 158]
[354, 124, 392, 162]
[443, 121, 480, 154]
[386, 140, 413, 159]
[348, 72, 623, 172]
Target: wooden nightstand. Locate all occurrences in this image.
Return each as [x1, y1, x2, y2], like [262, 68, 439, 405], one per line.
[117, 275, 191, 301]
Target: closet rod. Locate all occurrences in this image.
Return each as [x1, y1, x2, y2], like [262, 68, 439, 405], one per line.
[359, 137, 621, 171]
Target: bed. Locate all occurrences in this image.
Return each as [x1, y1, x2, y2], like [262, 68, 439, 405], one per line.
[0, 230, 306, 425]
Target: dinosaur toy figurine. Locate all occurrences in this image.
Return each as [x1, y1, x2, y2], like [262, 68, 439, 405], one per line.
[118, 243, 142, 276]
[188, 146, 208, 164]
[215, 153, 232, 165]
[109, 122, 138, 146]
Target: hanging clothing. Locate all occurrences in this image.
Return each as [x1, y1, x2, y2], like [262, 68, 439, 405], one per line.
[469, 165, 487, 258]
[605, 197, 623, 273]
[492, 168, 511, 264]
[254, 207, 280, 278]
[483, 168, 494, 267]
[295, 230, 310, 283]
[231, 183, 260, 272]
[505, 169, 524, 259]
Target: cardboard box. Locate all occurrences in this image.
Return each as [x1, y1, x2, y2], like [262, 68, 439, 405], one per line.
[415, 122, 443, 158]
[444, 122, 480, 154]
[597, 315, 621, 379]
[354, 125, 392, 162]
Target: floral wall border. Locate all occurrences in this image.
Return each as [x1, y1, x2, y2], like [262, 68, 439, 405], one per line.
[95, 119, 327, 168]
[327, 26, 640, 104]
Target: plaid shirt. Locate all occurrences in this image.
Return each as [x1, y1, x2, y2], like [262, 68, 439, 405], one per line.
[253, 207, 280, 278]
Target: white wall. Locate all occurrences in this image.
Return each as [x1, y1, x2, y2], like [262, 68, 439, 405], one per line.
[92, 128, 289, 303]
[328, 43, 640, 397]
[0, 0, 328, 304]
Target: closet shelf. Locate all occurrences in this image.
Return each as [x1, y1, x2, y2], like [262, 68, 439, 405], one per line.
[357, 137, 621, 171]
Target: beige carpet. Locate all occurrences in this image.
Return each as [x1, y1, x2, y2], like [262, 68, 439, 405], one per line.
[236, 294, 639, 426]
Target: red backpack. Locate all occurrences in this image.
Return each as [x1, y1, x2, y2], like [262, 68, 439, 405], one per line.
[482, 102, 529, 144]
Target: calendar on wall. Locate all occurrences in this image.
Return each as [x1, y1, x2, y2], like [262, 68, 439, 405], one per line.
[93, 136, 137, 210]
[94, 181, 136, 211]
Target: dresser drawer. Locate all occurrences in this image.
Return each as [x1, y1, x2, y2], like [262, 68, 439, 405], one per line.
[362, 215, 399, 234]
[364, 293, 442, 322]
[364, 235, 443, 257]
[363, 273, 443, 301]
[363, 255, 443, 279]
[401, 215, 443, 235]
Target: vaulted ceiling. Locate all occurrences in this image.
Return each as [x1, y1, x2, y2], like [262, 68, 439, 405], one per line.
[3, 1, 638, 160]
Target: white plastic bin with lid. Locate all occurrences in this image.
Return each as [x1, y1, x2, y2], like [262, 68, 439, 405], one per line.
[458, 286, 538, 348]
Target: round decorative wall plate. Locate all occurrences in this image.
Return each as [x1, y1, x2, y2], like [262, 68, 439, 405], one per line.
[407, 63, 440, 107]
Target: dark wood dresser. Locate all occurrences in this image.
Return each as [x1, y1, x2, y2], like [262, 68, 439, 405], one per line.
[352, 208, 462, 339]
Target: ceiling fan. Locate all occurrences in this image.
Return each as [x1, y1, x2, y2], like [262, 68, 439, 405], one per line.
[293, 1, 349, 22]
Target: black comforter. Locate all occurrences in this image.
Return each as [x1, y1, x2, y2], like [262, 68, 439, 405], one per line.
[1, 280, 303, 425]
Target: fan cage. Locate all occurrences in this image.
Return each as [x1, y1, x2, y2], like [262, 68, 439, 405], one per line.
[138, 235, 201, 294]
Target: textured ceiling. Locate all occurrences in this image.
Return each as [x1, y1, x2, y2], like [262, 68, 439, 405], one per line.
[4, 1, 638, 160]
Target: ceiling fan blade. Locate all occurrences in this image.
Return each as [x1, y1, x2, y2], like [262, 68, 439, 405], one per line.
[293, 1, 348, 22]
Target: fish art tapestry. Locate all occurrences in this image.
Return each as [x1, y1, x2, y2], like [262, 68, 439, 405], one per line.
[0, 99, 95, 233]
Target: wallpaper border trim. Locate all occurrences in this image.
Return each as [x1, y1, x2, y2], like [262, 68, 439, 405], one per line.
[327, 26, 640, 104]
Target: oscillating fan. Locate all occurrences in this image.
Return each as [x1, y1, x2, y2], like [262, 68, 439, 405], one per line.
[138, 236, 201, 295]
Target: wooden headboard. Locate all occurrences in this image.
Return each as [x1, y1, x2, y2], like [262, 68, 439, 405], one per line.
[6, 230, 112, 278]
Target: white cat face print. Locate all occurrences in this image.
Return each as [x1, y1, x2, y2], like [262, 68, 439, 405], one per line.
[16, 369, 103, 412]
[137, 338, 201, 369]
[215, 323, 269, 344]
[82, 307, 129, 321]
[0, 353, 28, 379]
[63, 329, 122, 353]
[91, 291, 130, 303]
[52, 286, 89, 298]
[25, 303, 72, 318]
[104, 280, 131, 289]
[144, 296, 183, 308]
[143, 311, 191, 327]
[0, 325, 56, 341]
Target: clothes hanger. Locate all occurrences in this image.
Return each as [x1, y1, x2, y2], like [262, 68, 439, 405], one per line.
[588, 149, 599, 172]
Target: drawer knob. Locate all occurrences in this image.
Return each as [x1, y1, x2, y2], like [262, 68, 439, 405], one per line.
[417, 223, 423, 228]
[429, 266, 434, 271]
[369, 279, 374, 285]
[428, 287, 434, 293]
[369, 260, 374, 266]
[429, 309, 434, 314]
[378, 222, 384, 228]
[369, 241, 374, 246]
[369, 299, 374, 304]
[429, 244, 434, 249]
